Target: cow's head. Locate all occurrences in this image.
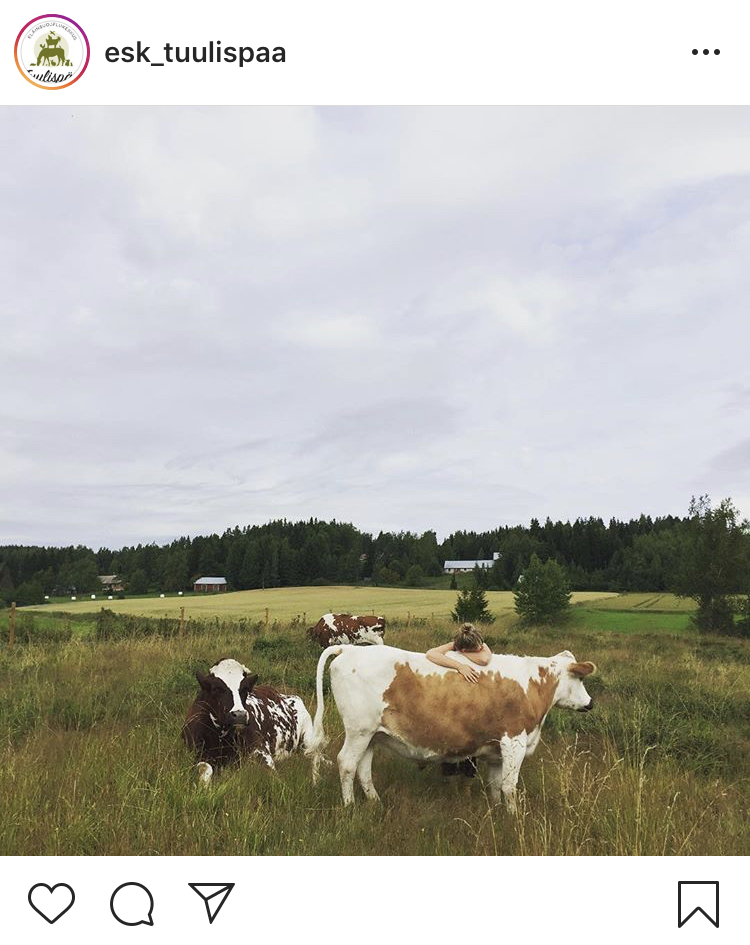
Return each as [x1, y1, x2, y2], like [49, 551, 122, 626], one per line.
[195, 658, 258, 729]
[551, 650, 596, 711]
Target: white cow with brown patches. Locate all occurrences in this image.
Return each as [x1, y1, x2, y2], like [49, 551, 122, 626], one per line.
[311, 644, 596, 810]
[308, 613, 386, 648]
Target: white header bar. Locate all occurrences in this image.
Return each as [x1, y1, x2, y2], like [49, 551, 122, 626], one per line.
[3, 0, 748, 105]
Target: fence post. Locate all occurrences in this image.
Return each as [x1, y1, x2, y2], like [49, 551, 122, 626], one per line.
[303, 611, 306, 626]
[9, 601, 16, 649]
[264, 607, 269, 630]
[406, 611, 411, 627]
[179, 606, 185, 636]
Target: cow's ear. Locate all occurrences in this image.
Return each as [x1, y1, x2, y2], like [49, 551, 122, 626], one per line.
[569, 661, 596, 678]
[196, 671, 212, 690]
[242, 672, 259, 692]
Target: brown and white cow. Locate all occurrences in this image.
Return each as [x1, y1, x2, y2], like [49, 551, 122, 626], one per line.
[182, 658, 322, 784]
[308, 613, 386, 648]
[311, 644, 596, 811]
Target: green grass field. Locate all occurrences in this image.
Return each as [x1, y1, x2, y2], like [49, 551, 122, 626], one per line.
[3, 587, 747, 856]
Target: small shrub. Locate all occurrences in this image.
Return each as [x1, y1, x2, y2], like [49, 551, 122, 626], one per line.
[451, 585, 494, 623]
[14, 614, 73, 644]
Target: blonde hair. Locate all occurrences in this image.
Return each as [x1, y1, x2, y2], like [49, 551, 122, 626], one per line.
[453, 623, 484, 652]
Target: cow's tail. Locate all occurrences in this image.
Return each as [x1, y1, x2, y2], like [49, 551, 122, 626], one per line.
[310, 645, 343, 752]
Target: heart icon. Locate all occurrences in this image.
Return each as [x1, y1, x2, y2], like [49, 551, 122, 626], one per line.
[28, 883, 76, 923]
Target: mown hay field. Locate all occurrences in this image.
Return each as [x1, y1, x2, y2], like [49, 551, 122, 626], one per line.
[24, 585, 619, 622]
[1, 601, 748, 856]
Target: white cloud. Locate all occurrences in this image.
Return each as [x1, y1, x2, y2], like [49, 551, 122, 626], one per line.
[1, 105, 749, 545]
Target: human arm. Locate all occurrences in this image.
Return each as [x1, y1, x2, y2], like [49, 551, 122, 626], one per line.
[463, 643, 492, 666]
[425, 643, 480, 683]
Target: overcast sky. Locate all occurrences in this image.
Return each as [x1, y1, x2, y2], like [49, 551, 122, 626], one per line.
[1, 106, 749, 548]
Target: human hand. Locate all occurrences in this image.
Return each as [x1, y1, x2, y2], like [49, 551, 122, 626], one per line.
[457, 664, 479, 683]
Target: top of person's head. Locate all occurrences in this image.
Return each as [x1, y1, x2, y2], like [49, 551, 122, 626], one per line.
[453, 622, 484, 651]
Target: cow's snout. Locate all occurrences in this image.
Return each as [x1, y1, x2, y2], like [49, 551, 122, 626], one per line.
[229, 709, 249, 726]
[578, 698, 594, 712]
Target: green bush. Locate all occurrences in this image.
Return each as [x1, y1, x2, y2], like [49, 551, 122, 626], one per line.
[403, 564, 425, 587]
[14, 614, 73, 644]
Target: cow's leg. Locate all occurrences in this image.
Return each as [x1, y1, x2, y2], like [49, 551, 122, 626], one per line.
[485, 761, 503, 803]
[253, 749, 277, 771]
[355, 744, 380, 802]
[196, 761, 214, 786]
[498, 734, 527, 813]
[337, 731, 373, 806]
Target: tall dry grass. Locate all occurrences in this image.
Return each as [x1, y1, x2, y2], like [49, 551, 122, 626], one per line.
[0, 617, 747, 855]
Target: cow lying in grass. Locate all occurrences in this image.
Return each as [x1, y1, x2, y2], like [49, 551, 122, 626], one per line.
[312, 644, 596, 811]
[183, 658, 322, 784]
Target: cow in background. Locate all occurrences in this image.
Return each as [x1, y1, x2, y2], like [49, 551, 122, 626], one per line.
[308, 613, 386, 647]
[183, 658, 323, 784]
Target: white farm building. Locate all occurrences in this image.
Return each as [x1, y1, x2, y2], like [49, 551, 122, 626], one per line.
[443, 552, 501, 574]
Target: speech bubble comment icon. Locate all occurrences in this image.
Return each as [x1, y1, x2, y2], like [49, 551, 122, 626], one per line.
[677, 881, 719, 928]
[110, 882, 155, 926]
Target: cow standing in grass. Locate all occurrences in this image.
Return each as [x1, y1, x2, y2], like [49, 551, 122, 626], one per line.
[183, 658, 322, 784]
[308, 613, 386, 647]
[311, 644, 596, 811]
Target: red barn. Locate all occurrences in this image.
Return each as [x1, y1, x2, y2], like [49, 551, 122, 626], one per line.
[193, 576, 228, 593]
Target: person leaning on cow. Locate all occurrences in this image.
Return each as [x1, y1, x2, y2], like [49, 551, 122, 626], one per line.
[425, 623, 491, 779]
[425, 622, 491, 682]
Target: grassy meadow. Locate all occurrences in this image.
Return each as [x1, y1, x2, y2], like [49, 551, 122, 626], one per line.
[25, 585, 619, 622]
[2, 589, 748, 856]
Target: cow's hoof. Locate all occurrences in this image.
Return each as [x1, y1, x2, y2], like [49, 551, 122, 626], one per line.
[197, 761, 213, 785]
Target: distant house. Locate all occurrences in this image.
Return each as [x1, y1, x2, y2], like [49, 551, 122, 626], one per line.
[194, 576, 228, 593]
[443, 552, 501, 574]
[98, 574, 124, 593]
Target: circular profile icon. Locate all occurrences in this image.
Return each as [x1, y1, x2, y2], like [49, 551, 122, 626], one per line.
[15, 14, 90, 90]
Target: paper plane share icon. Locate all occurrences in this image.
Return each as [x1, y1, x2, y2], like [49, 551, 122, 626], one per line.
[188, 883, 235, 924]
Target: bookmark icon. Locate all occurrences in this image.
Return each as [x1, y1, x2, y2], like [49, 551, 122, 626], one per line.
[677, 881, 719, 928]
[188, 883, 235, 924]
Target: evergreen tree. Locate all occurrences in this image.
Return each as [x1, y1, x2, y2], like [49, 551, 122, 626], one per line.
[162, 550, 189, 591]
[239, 543, 262, 589]
[514, 554, 572, 625]
[128, 568, 149, 595]
[451, 584, 494, 623]
[0, 560, 15, 597]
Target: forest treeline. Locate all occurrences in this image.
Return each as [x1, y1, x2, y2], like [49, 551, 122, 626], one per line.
[0, 510, 724, 605]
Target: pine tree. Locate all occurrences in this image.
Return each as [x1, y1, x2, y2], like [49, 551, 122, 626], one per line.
[452, 584, 494, 623]
[128, 568, 149, 595]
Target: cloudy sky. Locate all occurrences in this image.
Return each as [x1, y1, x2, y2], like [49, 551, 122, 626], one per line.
[1, 106, 749, 548]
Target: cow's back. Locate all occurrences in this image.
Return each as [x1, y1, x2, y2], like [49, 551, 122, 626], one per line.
[329, 646, 556, 755]
[308, 613, 385, 647]
[244, 685, 305, 757]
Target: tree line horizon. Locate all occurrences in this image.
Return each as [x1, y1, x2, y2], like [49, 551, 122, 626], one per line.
[2, 497, 748, 614]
